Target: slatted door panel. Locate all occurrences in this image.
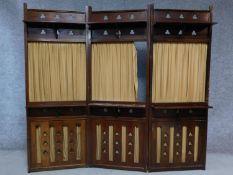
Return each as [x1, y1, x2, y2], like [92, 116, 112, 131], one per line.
[91, 119, 145, 169]
[29, 117, 86, 170]
[151, 120, 205, 170]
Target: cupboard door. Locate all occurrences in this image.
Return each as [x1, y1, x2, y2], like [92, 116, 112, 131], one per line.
[29, 117, 86, 170]
[91, 119, 145, 170]
[150, 119, 206, 170]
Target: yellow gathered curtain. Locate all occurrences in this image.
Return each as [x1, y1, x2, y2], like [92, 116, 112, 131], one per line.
[28, 42, 86, 102]
[152, 43, 207, 103]
[92, 43, 138, 101]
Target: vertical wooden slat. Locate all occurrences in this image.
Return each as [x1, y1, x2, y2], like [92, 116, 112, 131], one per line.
[63, 126, 68, 161]
[109, 125, 114, 161]
[169, 127, 174, 163]
[194, 126, 199, 162]
[134, 126, 139, 163]
[181, 126, 187, 163]
[76, 124, 81, 160]
[49, 126, 55, 162]
[36, 126, 41, 164]
[96, 124, 101, 160]
[156, 127, 161, 163]
[121, 126, 126, 162]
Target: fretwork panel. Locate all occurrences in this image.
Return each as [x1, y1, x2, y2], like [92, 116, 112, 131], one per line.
[29, 118, 86, 169]
[92, 119, 145, 168]
[151, 120, 204, 168]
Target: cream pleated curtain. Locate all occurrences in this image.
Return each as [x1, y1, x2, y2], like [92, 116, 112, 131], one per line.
[92, 43, 138, 101]
[28, 42, 86, 102]
[152, 43, 207, 103]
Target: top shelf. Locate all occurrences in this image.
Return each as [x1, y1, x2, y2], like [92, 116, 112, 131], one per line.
[24, 10, 86, 24]
[153, 10, 212, 24]
[88, 10, 147, 25]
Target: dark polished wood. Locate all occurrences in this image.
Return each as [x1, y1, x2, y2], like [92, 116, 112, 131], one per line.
[24, 3, 213, 172]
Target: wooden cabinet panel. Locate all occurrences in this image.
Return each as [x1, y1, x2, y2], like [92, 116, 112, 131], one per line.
[28, 117, 86, 171]
[91, 118, 146, 170]
[150, 119, 206, 170]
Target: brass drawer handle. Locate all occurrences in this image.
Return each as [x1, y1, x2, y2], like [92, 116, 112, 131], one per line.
[57, 150, 61, 154]
[43, 150, 48, 155]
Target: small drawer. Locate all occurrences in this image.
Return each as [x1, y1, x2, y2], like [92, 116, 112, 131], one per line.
[28, 106, 87, 117]
[90, 11, 146, 23]
[25, 11, 85, 23]
[90, 106, 117, 116]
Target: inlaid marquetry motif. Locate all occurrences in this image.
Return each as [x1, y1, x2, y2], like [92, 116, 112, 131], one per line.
[40, 13, 45, 19]
[179, 14, 184, 19]
[166, 13, 171, 19]
[192, 14, 198, 20]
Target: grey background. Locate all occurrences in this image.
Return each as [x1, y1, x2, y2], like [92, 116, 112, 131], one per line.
[0, 0, 232, 154]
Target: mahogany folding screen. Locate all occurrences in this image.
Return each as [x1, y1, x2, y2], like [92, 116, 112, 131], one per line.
[24, 3, 214, 172]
